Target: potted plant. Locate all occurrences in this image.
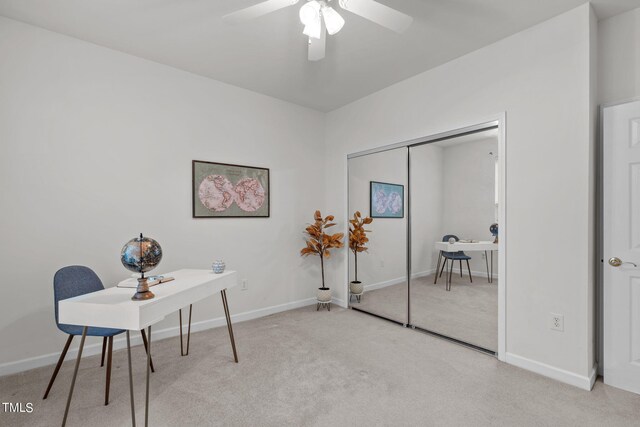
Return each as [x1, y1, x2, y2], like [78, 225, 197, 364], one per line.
[300, 210, 344, 303]
[348, 211, 373, 299]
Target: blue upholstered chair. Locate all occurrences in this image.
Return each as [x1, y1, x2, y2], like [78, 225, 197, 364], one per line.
[436, 235, 473, 288]
[43, 266, 154, 405]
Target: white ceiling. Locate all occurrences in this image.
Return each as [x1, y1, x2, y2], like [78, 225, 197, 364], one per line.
[1, 0, 639, 111]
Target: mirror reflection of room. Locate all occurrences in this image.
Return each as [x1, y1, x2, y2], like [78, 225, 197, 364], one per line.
[348, 148, 408, 324]
[410, 129, 499, 352]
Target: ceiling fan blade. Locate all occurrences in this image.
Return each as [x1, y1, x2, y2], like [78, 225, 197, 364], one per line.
[338, 0, 412, 33]
[223, 0, 300, 24]
[308, 24, 326, 61]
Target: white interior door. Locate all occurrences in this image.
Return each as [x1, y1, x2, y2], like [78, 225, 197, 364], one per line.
[603, 99, 640, 394]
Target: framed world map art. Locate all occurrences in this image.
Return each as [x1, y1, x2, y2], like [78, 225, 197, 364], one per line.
[192, 160, 270, 218]
[370, 181, 404, 219]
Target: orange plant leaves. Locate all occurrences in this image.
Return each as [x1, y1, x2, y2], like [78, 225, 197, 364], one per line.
[348, 212, 373, 254]
[300, 211, 345, 258]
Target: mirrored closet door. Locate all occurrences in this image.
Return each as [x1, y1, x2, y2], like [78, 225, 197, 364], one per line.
[348, 125, 500, 354]
[348, 147, 408, 325]
[409, 129, 499, 352]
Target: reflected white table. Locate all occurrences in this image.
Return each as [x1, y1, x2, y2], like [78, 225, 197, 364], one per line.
[58, 269, 238, 426]
[434, 241, 498, 290]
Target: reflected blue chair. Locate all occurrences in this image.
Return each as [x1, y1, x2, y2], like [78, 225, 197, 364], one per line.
[43, 266, 154, 405]
[435, 235, 472, 290]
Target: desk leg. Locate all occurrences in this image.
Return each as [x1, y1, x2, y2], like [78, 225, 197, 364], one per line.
[145, 326, 151, 427]
[485, 251, 491, 283]
[179, 304, 193, 356]
[140, 330, 155, 373]
[62, 326, 87, 427]
[434, 251, 442, 284]
[490, 251, 494, 284]
[126, 331, 136, 427]
[221, 289, 238, 363]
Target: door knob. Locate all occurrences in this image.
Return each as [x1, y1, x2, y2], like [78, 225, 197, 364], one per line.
[609, 257, 637, 267]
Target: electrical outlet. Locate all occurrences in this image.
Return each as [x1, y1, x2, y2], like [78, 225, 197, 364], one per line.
[550, 313, 564, 331]
[242, 279, 248, 291]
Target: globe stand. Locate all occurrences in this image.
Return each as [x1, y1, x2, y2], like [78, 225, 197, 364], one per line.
[132, 276, 155, 301]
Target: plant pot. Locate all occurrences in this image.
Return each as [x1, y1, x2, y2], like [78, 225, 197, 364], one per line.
[317, 287, 332, 302]
[349, 281, 364, 295]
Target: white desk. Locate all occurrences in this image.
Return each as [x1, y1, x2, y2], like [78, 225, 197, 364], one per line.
[434, 241, 497, 290]
[58, 269, 239, 426]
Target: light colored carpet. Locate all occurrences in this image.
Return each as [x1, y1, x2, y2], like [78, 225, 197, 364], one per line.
[1, 306, 639, 426]
[355, 273, 498, 351]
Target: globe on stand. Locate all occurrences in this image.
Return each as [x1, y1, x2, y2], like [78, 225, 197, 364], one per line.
[490, 223, 499, 244]
[121, 233, 163, 301]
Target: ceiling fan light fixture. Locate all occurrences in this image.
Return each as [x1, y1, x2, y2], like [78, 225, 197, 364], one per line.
[299, 1, 321, 26]
[303, 20, 322, 39]
[321, 6, 344, 35]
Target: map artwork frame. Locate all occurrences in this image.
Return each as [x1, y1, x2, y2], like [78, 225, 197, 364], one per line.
[370, 181, 404, 219]
[192, 160, 270, 218]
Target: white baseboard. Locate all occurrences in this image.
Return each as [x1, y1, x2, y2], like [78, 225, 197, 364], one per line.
[588, 363, 598, 390]
[363, 268, 497, 292]
[363, 276, 406, 291]
[0, 297, 318, 377]
[363, 269, 434, 291]
[506, 353, 597, 391]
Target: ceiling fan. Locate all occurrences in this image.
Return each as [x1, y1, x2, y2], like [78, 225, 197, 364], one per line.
[223, 0, 413, 61]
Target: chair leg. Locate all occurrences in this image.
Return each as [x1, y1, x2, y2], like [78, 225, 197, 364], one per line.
[467, 260, 473, 283]
[43, 335, 74, 400]
[104, 336, 113, 405]
[448, 258, 454, 291]
[434, 251, 442, 284]
[141, 329, 156, 373]
[459, 260, 463, 277]
[439, 258, 447, 278]
[100, 337, 107, 367]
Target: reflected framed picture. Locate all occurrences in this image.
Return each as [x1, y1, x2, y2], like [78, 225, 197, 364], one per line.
[192, 160, 270, 218]
[370, 181, 404, 218]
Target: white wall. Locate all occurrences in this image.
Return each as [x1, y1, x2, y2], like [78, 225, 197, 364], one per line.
[325, 4, 597, 388]
[0, 16, 326, 374]
[598, 7, 640, 105]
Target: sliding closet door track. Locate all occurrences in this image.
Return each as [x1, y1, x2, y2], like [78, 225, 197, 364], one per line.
[411, 324, 497, 356]
[350, 307, 496, 356]
[350, 306, 406, 327]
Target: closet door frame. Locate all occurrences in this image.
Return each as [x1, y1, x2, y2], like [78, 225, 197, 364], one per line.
[347, 114, 507, 361]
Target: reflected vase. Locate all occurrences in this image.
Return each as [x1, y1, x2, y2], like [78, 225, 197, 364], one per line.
[349, 281, 364, 295]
